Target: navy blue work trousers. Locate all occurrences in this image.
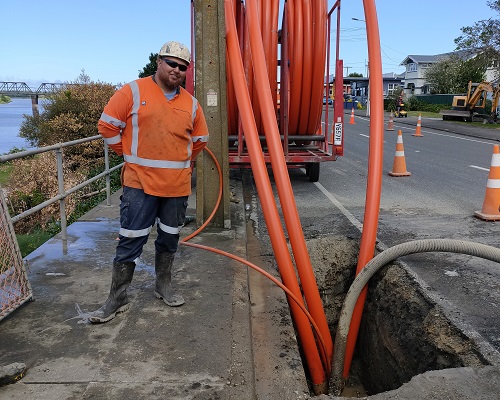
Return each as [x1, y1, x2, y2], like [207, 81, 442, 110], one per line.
[114, 186, 189, 263]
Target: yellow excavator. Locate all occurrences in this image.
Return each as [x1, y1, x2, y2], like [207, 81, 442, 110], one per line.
[440, 81, 500, 122]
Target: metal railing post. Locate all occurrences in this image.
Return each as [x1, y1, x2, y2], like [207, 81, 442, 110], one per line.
[104, 142, 111, 206]
[55, 146, 68, 244]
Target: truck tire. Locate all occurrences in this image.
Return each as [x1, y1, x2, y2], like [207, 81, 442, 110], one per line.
[306, 163, 320, 182]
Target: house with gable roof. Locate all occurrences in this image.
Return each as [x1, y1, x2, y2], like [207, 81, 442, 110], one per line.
[400, 51, 498, 96]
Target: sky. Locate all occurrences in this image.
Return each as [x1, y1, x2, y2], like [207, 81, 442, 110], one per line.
[0, 1, 497, 89]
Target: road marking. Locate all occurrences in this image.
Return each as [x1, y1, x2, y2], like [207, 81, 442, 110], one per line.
[470, 165, 489, 171]
[313, 181, 363, 232]
[392, 127, 494, 145]
[359, 134, 386, 143]
[347, 116, 496, 146]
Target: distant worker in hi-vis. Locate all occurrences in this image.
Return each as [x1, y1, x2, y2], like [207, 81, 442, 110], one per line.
[90, 41, 209, 323]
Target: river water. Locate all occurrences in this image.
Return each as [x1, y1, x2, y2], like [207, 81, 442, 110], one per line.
[0, 97, 35, 155]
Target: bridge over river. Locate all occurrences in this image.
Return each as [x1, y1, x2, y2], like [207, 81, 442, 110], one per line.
[0, 82, 68, 96]
[0, 81, 70, 116]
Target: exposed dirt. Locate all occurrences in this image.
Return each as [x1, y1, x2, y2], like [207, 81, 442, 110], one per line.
[306, 234, 491, 396]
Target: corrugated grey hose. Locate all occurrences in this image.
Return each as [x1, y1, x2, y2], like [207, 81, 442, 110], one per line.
[331, 239, 500, 396]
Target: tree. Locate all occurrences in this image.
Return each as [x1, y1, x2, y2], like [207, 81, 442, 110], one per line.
[17, 70, 118, 196]
[454, 0, 500, 81]
[10, 73, 120, 233]
[348, 72, 363, 77]
[424, 54, 485, 94]
[139, 53, 158, 78]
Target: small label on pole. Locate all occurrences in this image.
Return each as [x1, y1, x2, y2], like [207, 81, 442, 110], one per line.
[207, 89, 217, 107]
[334, 121, 342, 145]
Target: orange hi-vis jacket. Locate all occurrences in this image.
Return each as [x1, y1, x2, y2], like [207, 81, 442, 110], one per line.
[98, 77, 209, 197]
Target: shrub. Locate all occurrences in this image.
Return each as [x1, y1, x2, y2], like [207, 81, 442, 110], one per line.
[404, 97, 447, 113]
[7, 73, 121, 234]
[7, 151, 84, 233]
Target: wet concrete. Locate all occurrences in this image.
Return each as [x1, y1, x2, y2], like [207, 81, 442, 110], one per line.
[0, 180, 310, 399]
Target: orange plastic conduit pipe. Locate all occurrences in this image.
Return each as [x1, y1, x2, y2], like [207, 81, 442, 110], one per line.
[180, 243, 330, 373]
[307, 0, 327, 134]
[298, 0, 313, 135]
[257, 0, 279, 116]
[270, 0, 279, 110]
[225, 0, 328, 393]
[181, 148, 222, 244]
[341, 0, 385, 379]
[282, 1, 326, 139]
[246, 0, 333, 368]
[288, 0, 303, 134]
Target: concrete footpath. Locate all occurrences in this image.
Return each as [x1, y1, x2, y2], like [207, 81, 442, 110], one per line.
[1, 113, 500, 399]
[0, 180, 310, 399]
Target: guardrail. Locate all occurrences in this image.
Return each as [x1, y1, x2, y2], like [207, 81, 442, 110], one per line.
[0, 135, 123, 249]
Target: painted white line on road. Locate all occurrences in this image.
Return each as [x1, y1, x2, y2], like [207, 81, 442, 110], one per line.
[313, 181, 364, 232]
[353, 116, 370, 123]
[392, 126, 493, 145]
[359, 134, 386, 143]
[470, 165, 489, 171]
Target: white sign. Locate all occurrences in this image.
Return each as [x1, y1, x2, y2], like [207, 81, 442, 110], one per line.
[334, 122, 342, 145]
[207, 90, 218, 107]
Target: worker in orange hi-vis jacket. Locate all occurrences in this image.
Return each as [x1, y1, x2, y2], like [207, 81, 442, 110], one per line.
[90, 41, 209, 324]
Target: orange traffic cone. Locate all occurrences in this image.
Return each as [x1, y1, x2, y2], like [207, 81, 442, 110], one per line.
[412, 113, 423, 136]
[475, 145, 500, 221]
[348, 108, 355, 124]
[389, 130, 411, 177]
[387, 112, 395, 131]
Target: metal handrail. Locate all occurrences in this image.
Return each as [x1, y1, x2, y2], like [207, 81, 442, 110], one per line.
[0, 135, 123, 246]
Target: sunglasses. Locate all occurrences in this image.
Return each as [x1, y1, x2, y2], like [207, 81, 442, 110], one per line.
[162, 58, 188, 72]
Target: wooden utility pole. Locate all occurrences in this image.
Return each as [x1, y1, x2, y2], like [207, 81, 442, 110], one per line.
[193, 0, 230, 228]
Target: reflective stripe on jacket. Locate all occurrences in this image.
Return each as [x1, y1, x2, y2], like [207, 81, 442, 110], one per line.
[98, 76, 209, 197]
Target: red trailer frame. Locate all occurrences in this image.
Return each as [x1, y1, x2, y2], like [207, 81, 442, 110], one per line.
[226, 1, 343, 182]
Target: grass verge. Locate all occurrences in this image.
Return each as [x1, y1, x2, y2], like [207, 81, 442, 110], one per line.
[0, 163, 13, 185]
[407, 111, 441, 118]
[17, 230, 54, 257]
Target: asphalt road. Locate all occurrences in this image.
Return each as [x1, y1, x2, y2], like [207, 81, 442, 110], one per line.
[287, 113, 500, 357]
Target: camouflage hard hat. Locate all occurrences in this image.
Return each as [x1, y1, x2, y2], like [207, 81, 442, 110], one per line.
[158, 41, 191, 64]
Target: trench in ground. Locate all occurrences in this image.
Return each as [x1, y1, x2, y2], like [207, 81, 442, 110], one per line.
[308, 235, 491, 397]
